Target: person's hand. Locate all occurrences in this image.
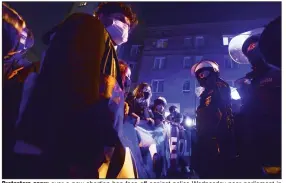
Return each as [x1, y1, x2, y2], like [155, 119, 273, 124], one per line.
[124, 102, 129, 116]
[147, 118, 154, 125]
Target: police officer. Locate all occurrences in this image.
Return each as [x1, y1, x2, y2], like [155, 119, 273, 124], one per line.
[235, 33, 281, 178]
[190, 60, 236, 179]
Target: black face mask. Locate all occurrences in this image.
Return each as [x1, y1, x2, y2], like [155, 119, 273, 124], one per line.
[124, 78, 131, 89]
[246, 46, 265, 67]
[143, 92, 150, 99]
[197, 71, 217, 88]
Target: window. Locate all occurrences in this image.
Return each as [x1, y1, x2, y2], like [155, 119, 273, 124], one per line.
[195, 55, 203, 63]
[184, 37, 192, 46]
[222, 35, 234, 46]
[130, 45, 141, 57]
[226, 80, 235, 87]
[153, 57, 166, 70]
[183, 80, 191, 93]
[195, 36, 204, 47]
[156, 39, 168, 48]
[151, 80, 164, 93]
[183, 57, 192, 69]
[224, 55, 239, 69]
[78, 2, 87, 7]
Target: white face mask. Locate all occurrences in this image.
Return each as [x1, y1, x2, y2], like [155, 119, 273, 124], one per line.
[106, 19, 129, 46]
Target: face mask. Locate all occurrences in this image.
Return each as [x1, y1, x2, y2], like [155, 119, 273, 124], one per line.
[246, 44, 263, 67]
[143, 92, 150, 99]
[106, 19, 129, 46]
[197, 71, 217, 88]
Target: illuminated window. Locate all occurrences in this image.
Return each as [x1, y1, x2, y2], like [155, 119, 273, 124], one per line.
[183, 80, 191, 93]
[78, 2, 87, 7]
[222, 35, 234, 46]
[153, 57, 166, 70]
[156, 39, 168, 48]
[151, 79, 164, 93]
[183, 56, 192, 69]
[195, 36, 204, 47]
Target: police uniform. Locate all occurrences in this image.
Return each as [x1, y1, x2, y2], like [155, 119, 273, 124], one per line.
[238, 65, 281, 178]
[191, 61, 236, 179]
[230, 29, 281, 178]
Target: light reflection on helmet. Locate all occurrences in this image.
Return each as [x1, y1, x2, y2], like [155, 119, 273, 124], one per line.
[191, 60, 219, 76]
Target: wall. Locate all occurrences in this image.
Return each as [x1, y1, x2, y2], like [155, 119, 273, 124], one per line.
[136, 19, 271, 115]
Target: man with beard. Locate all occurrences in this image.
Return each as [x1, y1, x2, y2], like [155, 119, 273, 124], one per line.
[14, 2, 138, 178]
[235, 33, 281, 178]
[190, 60, 236, 179]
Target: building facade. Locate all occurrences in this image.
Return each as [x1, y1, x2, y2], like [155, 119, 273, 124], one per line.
[134, 19, 271, 116]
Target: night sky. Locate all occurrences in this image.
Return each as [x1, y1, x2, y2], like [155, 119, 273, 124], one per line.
[6, 2, 281, 58]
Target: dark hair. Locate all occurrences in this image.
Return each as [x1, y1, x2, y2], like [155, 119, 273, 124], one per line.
[133, 82, 150, 98]
[119, 60, 129, 78]
[169, 105, 177, 113]
[97, 2, 138, 28]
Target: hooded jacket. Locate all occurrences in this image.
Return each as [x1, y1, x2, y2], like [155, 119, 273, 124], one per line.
[15, 13, 136, 178]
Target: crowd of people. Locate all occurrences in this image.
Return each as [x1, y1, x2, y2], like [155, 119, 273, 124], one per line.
[2, 2, 281, 179]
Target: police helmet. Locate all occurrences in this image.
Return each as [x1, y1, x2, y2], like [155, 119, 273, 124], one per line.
[242, 35, 260, 56]
[228, 27, 264, 64]
[191, 60, 219, 77]
[259, 16, 281, 68]
[154, 96, 167, 107]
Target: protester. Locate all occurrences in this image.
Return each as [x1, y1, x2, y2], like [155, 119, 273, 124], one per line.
[14, 2, 138, 178]
[167, 105, 183, 124]
[125, 83, 154, 125]
[2, 3, 38, 178]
